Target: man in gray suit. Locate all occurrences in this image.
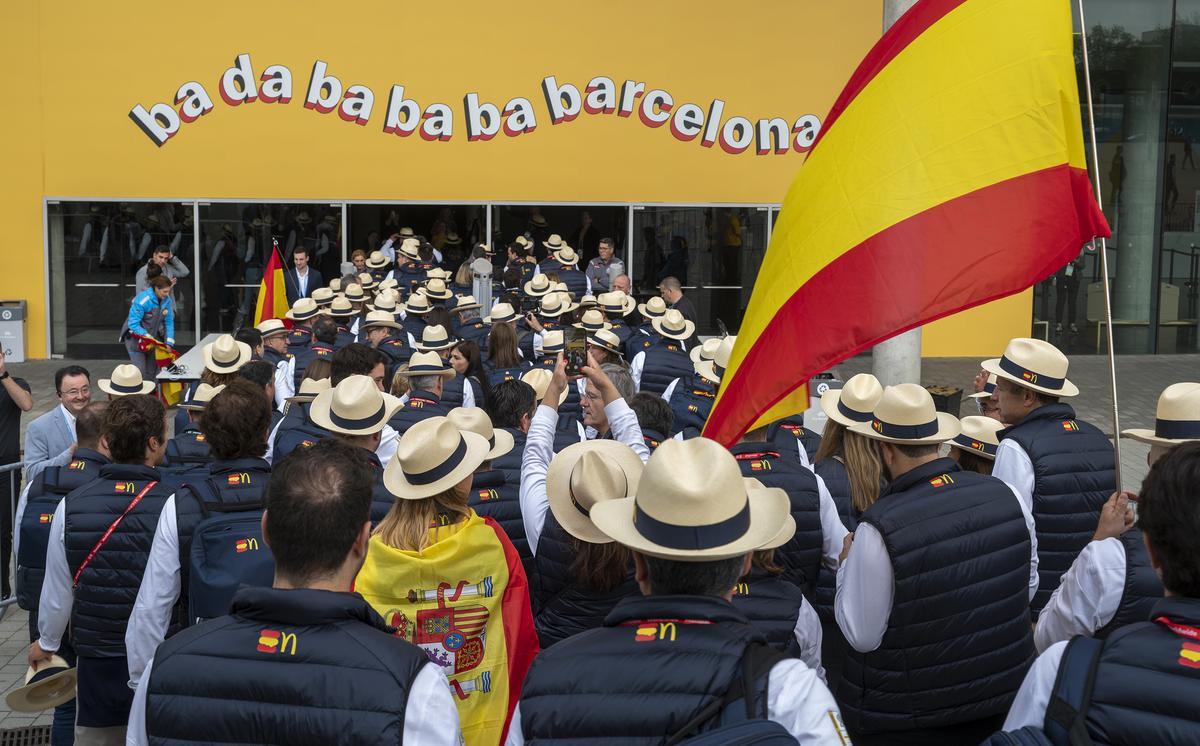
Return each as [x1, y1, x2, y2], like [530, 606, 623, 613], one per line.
[23, 365, 92, 483]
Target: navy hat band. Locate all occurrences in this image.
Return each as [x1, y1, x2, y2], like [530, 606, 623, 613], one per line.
[871, 418, 938, 440]
[328, 401, 387, 431]
[952, 433, 998, 456]
[405, 437, 468, 485]
[837, 399, 873, 423]
[1156, 418, 1200, 439]
[999, 356, 1065, 390]
[634, 500, 750, 550]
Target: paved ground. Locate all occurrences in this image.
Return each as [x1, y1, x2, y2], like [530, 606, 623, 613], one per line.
[0, 352, 1193, 729]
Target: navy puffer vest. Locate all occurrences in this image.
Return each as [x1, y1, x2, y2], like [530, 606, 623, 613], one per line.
[1095, 528, 1164, 637]
[519, 595, 775, 744]
[65, 463, 174, 657]
[375, 335, 411, 379]
[291, 341, 334, 388]
[839, 459, 1035, 734]
[1079, 597, 1200, 744]
[468, 467, 527, 563]
[729, 443, 824, 597]
[1002, 403, 1115, 614]
[400, 314, 428, 346]
[638, 340, 692, 396]
[731, 567, 803, 656]
[767, 416, 822, 464]
[285, 326, 312, 356]
[164, 424, 211, 467]
[145, 587, 428, 746]
[441, 374, 482, 410]
[485, 361, 533, 388]
[669, 374, 716, 436]
[272, 419, 331, 463]
[387, 390, 450, 437]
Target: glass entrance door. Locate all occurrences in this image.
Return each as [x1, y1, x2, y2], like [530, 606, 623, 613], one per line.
[349, 204, 487, 278]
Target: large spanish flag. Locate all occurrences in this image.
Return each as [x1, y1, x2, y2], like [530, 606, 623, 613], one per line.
[704, 0, 1110, 446]
[253, 240, 289, 325]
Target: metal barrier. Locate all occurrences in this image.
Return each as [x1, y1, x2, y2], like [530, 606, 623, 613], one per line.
[0, 461, 22, 610]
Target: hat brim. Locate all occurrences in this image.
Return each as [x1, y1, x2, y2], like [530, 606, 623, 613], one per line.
[591, 487, 791, 561]
[602, 298, 637, 317]
[363, 320, 404, 332]
[423, 289, 453, 301]
[484, 313, 518, 324]
[394, 366, 456, 379]
[453, 302, 482, 312]
[178, 401, 210, 412]
[547, 440, 645, 544]
[819, 389, 871, 429]
[689, 346, 712, 364]
[695, 359, 721, 385]
[980, 358, 1080, 398]
[967, 390, 995, 399]
[1120, 428, 1197, 447]
[5, 666, 77, 713]
[366, 258, 390, 269]
[325, 309, 357, 319]
[651, 318, 696, 341]
[552, 252, 579, 266]
[541, 303, 579, 318]
[486, 427, 516, 460]
[759, 513, 798, 551]
[848, 412, 961, 444]
[383, 431, 491, 500]
[416, 340, 456, 352]
[947, 440, 998, 461]
[587, 337, 624, 359]
[637, 304, 666, 319]
[286, 308, 320, 321]
[308, 391, 403, 436]
[404, 305, 432, 316]
[523, 281, 553, 297]
[98, 379, 156, 396]
[202, 341, 253, 374]
[575, 321, 613, 332]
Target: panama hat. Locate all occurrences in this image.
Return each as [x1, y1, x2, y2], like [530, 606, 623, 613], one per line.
[590, 438, 793, 560]
[369, 293, 400, 314]
[969, 373, 999, 400]
[578, 294, 598, 309]
[484, 302, 519, 324]
[546, 441, 645, 544]
[256, 318, 288, 339]
[202, 334, 252, 374]
[541, 329, 565, 354]
[179, 383, 226, 412]
[309, 375, 402, 436]
[329, 278, 344, 293]
[443, 232, 462, 247]
[325, 296, 356, 318]
[366, 251, 390, 269]
[448, 407, 515, 460]
[652, 309, 696, 342]
[343, 283, 367, 303]
[426, 268, 453, 282]
[399, 226, 415, 237]
[287, 377, 330, 403]
[423, 278, 453, 301]
[416, 325, 457, 352]
[357, 273, 378, 291]
[539, 292, 578, 318]
[523, 273, 554, 297]
[949, 415, 1004, 460]
[574, 309, 612, 333]
[5, 656, 76, 713]
[99, 364, 156, 397]
[404, 293, 433, 316]
[395, 350, 455, 379]
[690, 337, 722, 365]
[383, 417, 490, 500]
[552, 282, 570, 295]
[377, 277, 399, 293]
[542, 234, 567, 251]
[821, 373, 884, 428]
[312, 287, 335, 306]
[361, 310, 403, 332]
[286, 297, 320, 321]
[696, 335, 736, 385]
[521, 367, 569, 406]
[637, 296, 668, 319]
[1122, 382, 1200, 446]
[515, 235, 534, 250]
[530, 214, 549, 228]
[981, 338, 1079, 397]
[747, 478, 799, 552]
[850, 383, 961, 444]
[398, 237, 422, 260]
[598, 291, 636, 317]
[587, 329, 624, 359]
[452, 295, 481, 312]
[552, 245, 581, 267]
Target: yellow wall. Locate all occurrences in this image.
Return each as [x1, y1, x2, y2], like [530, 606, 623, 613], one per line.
[0, 0, 1030, 359]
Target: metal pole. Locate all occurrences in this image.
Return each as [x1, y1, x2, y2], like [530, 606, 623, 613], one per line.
[1077, 0, 1123, 489]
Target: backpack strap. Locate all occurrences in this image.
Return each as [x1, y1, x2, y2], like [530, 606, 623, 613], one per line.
[664, 642, 787, 746]
[190, 477, 264, 518]
[1043, 636, 1103, 746]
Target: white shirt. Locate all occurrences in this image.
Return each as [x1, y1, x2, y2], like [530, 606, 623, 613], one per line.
[126, 657, 461, 745]
[793, 596, 826, 683]
[126, 495, 183, 688]
[36, 500, 73, 652]
[1034, 537, 1127, 653]
[273, 359, 293, 408]
[834, 478, 1039, 653]
[520, 399, 648, 555]
[61, 403, 78, 439]
[812, 475, 850, 572]
[992, 439, 1035, 515]
[629, 352, 645, 392]
[505, 658, 848, 745]
[296, 267, 310, 296]
[661, 378, 679, 403]
[1002, 641, 1068, 731]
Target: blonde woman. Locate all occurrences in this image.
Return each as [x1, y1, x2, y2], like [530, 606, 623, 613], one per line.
[355, 417, 539, 746]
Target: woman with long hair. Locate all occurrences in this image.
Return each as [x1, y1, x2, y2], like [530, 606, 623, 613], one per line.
[450, 340, 488, 403]
[484, 322, 530, 387]
[811, 373, 885, 688]
[355, 417, 539, 746]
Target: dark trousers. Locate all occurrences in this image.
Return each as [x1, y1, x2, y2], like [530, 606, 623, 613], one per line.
[849, 713, 1005, 745]
[29, 611, 77, 745]
[0, 463, 16, 598]
[1055, 276, 1079, 326]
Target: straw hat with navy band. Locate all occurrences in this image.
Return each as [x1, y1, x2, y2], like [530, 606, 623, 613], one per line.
[546, 440, 644, 544]
[383, 417, 490, 500]
[287, 297, 321, 322]
[179, 383, 225, 412]
[423, 279, 454, 302]
[398, 238, 422, 261]
[451, 295, 482, 313]
[366, 250, 390, 269]
[369, 293, 400, 314]
[587, 329, 624, 359]
[485, 303, 519, 324]
[287, 377, 330, 403]
[542, 234, 567, 251]
[98, 364, 156, 397]
[5, 655, 76, 713]
[598, 291, 636, 317]
[820, 373, 884, 429]
[551, 245, 581, 267]
[312, 287, 335, 307]
[404, 293, 433, 316]
[309, 375, 403, 437]
[637, 296, 668, 320]
[574, 309, 612, 333]
[395, 351, 456, 379]
[949, 415, 1004, 460]
[969, 373, 999, 400]
[981, 337, 1079, 397]
[1122, 382, 1200, 447]
[447, 407, 515, 461]
[524, 274, 554, 298]
[849, 383, 961, 444]
[689, 337, 721, 365]
[256, 318, 288, 339]
[539, 293, 578, 318]
[652, 309, 695, 342]
[541, 329, 566, 354]
[416, 325, 457, 352]
[361, 310, 403, 332]
[696, 336, 735, 385]
[522, 368, 569, 405]
[357, 273, 378, 291]
[590, 437, 793, 561]
[203, 334, 252, 375]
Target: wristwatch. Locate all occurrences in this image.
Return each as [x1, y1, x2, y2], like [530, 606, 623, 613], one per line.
[0, 371, 10, 381]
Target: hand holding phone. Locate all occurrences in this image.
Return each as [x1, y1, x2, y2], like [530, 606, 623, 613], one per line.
[565, 327, 587, 377]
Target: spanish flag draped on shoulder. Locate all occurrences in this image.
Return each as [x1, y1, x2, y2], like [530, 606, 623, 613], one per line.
[703, 0, 1110, 446]
[253, 239, 289, 326]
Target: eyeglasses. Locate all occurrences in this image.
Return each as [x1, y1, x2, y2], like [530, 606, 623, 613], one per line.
[60, 387, 91, 398]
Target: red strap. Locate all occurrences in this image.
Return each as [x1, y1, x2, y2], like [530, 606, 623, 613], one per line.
[72, 480, 158, 587]
[1156, 616, 1200, 640]
[618, 618, 714, 627]
[732, 451, 780, 461]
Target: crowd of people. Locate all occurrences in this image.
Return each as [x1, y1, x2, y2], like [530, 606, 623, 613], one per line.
[6, 230, 1199, 745]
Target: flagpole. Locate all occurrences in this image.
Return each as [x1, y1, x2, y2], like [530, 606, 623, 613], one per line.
[1076, 0, 1122, 489]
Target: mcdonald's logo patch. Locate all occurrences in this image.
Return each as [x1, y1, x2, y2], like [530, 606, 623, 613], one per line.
[1062, 421, 1080, 432]
[687, 404, 700, 414]
[68, 460, 86, 471]
[634, 622, 677, 643]
[226, 472, 251, 486]
[733, 582, 749, 596]
[970, 440, 986, 452]
[409, 400, 425, 409]
[1180, 642, 1200, 669]
[39, 513, 53, 524]
[195, 433, 206, 442]
[477, 489, 499, 502]
[1022, 371, 1038, 383]
[115, 482, 136, 493]
[930, 474, 955, 488]
[235, 538, 259, 553]
[872, 420, 884, 433]
[750, 460, 771, 472]
[256, 629, 298, 655]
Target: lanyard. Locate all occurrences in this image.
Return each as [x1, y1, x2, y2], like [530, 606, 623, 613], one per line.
[72, 480, 158, 587]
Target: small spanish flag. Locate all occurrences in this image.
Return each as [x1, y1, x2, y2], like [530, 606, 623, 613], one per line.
[227, 473, 250, 486]
[635, 625, 658, 643]
[236, 539, 250, 553]
[1062, 421, 1080, 432]
[930, 474, 955, 488]
[1181, 642, 1200, 669]
[115, 482, 136, 494]
[257, 629, 280, 653]
[39, 514, 52, 523]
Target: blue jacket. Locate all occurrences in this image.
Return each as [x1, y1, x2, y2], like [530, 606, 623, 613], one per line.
[127, 287, 175, 343]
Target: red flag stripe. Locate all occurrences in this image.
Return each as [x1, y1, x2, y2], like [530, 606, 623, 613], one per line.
[705, 163, 1102, 443]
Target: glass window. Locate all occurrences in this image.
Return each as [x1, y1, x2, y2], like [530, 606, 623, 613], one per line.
[490, 205, 627, 268]
[46, 201, 196, 358]
[349, 204, 486, 279]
